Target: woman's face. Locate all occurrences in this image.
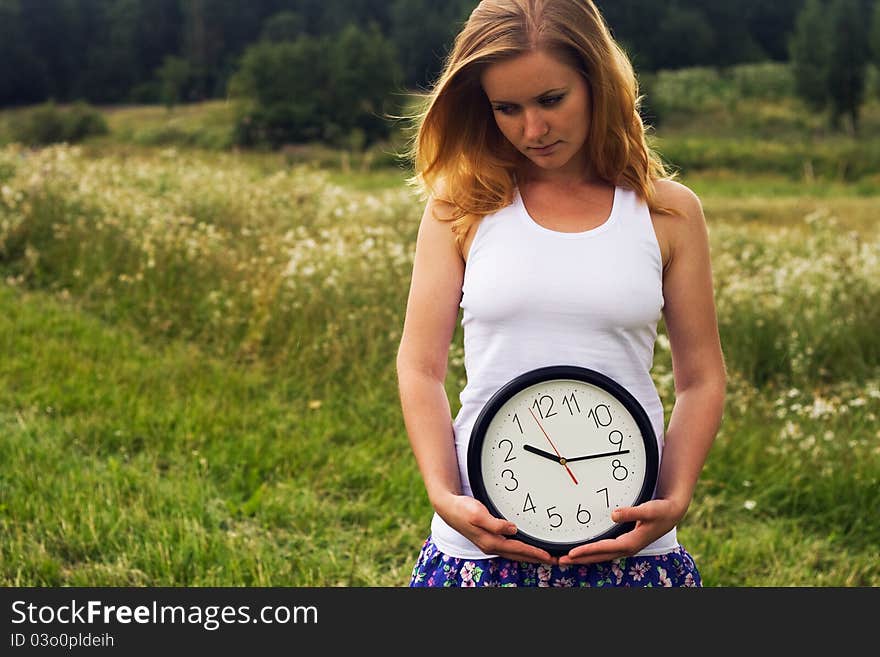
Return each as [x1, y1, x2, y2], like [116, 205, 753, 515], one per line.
[480, 49, 592, 180]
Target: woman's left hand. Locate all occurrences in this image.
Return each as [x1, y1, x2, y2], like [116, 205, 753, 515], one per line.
[559, 498, 685, 566]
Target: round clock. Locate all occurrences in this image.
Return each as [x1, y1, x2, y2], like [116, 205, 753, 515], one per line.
[467, 365, 659, 556]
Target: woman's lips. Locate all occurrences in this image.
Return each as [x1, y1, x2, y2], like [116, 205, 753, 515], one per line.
[528, 141, 561, 155]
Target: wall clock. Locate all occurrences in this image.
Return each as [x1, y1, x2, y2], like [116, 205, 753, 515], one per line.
[467, 365, 659, 555]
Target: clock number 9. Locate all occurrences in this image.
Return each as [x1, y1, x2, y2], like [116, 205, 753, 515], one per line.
[608, 430, 624, 452]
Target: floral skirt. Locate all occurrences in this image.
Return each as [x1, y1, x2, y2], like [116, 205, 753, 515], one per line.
[409, 535, 702, 587]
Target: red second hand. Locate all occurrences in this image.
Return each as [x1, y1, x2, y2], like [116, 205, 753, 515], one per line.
[528, 407, 578, 485]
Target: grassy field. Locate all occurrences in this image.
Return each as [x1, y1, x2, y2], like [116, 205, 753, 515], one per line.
[1, 84, 879, 586]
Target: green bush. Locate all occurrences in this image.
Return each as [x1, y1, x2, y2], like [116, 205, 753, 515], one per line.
[130, 124, 233, 151]
[658, 136, 880, 181]
[229, 24, 401, 149]
[729, 62, 795, 99]
[650, 62, 795, 117]
[7, 101, 109, 146]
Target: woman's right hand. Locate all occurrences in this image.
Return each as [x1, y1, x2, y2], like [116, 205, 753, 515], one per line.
[435, 493, 558, 565]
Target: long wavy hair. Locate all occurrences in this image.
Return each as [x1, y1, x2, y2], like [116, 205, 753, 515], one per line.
[403, 0, 678, 247]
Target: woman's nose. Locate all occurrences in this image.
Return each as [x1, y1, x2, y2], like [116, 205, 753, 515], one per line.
[523, 109, 550, 141]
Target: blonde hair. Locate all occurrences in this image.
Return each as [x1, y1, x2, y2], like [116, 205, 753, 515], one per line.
[403, 0, 678, 247]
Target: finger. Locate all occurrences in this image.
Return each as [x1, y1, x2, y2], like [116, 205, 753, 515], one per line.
[492, 539, 557, 565]
[568, 536, 626, 556]
[560, 551, 623, 565]
[611, 503, 660, 524]
[469, 507, 516, 536]
[467, 523, 556, 564]
[560, 531, 648, 565]
[561, 544, 634, 565]
[474, 515, 518, 537]
[559, 539, 624, 565]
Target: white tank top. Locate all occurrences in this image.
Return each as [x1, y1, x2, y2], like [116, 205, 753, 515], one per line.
[430, 184, 680, 558]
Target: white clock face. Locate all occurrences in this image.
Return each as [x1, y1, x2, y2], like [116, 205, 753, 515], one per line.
[471, 374, 656, 552]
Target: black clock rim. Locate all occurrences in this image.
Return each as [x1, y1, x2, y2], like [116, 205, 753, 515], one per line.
[466, 365, 660, 557]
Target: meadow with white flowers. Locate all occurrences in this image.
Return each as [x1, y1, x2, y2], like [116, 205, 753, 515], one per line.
[0, 140, 878, 586]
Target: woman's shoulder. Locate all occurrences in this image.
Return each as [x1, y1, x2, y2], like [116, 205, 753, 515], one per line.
[417, 186, 477, 265]
[648, 179, 708, 272]
[427, 181, 488, 263]
[652, 178, 704, 219]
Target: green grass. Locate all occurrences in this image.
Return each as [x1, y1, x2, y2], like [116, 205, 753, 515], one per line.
[98, 100, 237, 150]
[1, 67, 879, 585]
[2, 280, 876, 586]
[2, 162, 878, 588]
[0, 284, 423, 585]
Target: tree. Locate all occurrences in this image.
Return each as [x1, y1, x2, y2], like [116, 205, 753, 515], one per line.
[229, 37, 329, 146]
[868, 0, 880, 95]
[0, 0, 50, 105]
[78, 0, 143, 103]
[789, 0, 833, 111]
[260, 11, 305, 43]
[692, 1, 765, 67]
[328, 22, 401, 145]
[391, 0, 476, 89]
[827, 0, 870, 131]
[743, 0, 804, 62]
[229, 20, 401, 149]
[155, 56, 194, 109]
[596, 0, 668, 71]
[652, 7, 716, 70]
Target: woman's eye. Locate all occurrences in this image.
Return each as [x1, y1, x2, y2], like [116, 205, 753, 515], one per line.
[541, 95, 564, 106]
[493, 105, 514, 115]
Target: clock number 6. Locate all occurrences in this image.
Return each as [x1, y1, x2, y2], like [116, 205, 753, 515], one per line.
[576, 504, 591, 525]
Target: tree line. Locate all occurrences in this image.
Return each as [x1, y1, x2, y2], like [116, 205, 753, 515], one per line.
[0, 0, 835, 107]
[2, 0, 879, 147]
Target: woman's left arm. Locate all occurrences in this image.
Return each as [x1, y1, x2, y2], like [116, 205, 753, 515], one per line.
[562, 181, 727, 565]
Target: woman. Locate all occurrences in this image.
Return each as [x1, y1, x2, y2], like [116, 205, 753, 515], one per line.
[396, 0, 726, 587]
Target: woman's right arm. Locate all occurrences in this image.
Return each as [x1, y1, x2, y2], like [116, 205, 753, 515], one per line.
[396, 197, 555, 564]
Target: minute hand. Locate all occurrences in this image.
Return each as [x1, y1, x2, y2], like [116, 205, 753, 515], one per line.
[566, 449, 630, 463]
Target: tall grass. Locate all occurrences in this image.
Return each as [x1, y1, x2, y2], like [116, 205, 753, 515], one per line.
[1, 143, 878, 585]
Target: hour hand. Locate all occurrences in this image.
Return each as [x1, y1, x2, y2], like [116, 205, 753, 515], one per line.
[523, 444, 564, 463]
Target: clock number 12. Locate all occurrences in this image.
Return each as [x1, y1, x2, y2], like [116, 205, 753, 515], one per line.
[531, 395, 557, 420]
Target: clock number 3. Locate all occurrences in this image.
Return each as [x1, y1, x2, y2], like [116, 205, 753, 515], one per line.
[501, 469, 518, 491]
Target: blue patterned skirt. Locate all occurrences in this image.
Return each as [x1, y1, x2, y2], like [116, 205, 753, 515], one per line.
[409, 535, 702, 587]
